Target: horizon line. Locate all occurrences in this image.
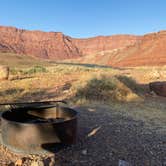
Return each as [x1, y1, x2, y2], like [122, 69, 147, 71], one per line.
[0, 24, 165, 39]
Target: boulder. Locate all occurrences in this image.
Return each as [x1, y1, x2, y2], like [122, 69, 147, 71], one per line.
[0, 66, 9, 80]
[149, 81, 166, 97]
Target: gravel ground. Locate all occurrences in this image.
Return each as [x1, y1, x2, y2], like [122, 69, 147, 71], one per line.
[0, 104, 165, 166]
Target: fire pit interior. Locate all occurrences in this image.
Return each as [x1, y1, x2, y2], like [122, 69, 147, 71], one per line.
[1, 104, 77, 154]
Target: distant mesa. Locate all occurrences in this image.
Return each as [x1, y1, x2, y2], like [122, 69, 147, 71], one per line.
[0, 25, 166, 67]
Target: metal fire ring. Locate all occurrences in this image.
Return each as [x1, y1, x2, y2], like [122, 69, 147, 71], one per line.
[0, 101, 77, 154]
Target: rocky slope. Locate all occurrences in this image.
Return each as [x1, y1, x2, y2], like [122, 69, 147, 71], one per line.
[109, 31, 166, 67]
[70, 31, 166, 67]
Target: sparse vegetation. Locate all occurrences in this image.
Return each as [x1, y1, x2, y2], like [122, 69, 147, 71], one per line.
[24, 65, 47, 74]
[10, 68, 24, 75]
[115, 75, 143, 92]
[76, 75, 116, 100]
[74, 75, 141, 102]
[0, 55, 165, 165]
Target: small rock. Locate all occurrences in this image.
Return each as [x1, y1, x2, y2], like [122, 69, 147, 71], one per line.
[50, 157, 56, 165]
[163, 161, 166, 166]
[118, 159, 130, 166]
[149, 91, 157, 97]
[109, 152, 114, 156]
[82, 149, 87, 155]
[43, 157, 56, 166]
[8, 162, 15, 166]
[0, 66, 9, 80]
[15, 159, 23, 166]
[31, 160, 44, 166]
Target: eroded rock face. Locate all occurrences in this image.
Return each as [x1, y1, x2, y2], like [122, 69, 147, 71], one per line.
[73, 31, 166, 67]
[72, 35, 140, 55]
[1, 26, 166, 67]
[149, 81, 166, 97]
[0, 26, 139, 60]
[0, 26, 81, 60]
[110, 31, 166, 67]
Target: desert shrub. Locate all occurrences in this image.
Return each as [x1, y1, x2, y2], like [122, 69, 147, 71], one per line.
[76, 76, 116, 101]
[24, 66, 47, 75]
[10, 68, 24, 75]
[0, 88, 24, 96]
[116, 75, 138, 90]
[10, 66, 47, 76]
[115, 75, 145, 93]
[75, 75, 140, 102]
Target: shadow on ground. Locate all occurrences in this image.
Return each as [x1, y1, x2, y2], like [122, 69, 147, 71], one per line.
[50, 61, 126, 70]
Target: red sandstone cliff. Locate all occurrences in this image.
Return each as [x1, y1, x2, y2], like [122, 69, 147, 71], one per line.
[108, 31, 166, 67]
[0, 26, 80, 59]
[0, 26, 139, 60]
[70, 31, 166, 67]
[0, 26, 166, 67]
[72, 35, 140, 55]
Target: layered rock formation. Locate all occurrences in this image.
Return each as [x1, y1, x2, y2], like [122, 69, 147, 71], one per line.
[110, 31, 166, 67]
[0, 26, 139, 61]
[72, 31, 166, 67]
[0, 26, 80, 59]
[0, 26, 166, 67]
[72, 35, 140, 55]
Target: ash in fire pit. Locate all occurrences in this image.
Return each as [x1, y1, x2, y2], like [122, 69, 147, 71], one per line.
[1, 105, 77, 154]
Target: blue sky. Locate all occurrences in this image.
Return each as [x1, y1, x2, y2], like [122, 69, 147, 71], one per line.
[0, 0, 165, 38]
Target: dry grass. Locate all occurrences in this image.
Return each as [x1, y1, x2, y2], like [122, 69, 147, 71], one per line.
[0, 62, 144, 104]
[0, 60, 159, 105]
[0, 58, 165, 110]
[0, 53, 49, 67]
[72, 75, 142, 103]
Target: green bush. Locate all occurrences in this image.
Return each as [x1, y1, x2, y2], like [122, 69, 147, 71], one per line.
[75, 75, 141, 102]
[76, 76, 117, 101]
[115, 75, 144, 93]
[24, 66, 47, 75]
[10, 68, 24, 75]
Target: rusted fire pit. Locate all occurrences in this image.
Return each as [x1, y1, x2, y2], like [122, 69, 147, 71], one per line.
[1, 102, 77, 154]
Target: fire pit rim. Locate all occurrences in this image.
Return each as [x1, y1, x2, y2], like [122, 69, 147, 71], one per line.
[1, 105, 77, 125]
